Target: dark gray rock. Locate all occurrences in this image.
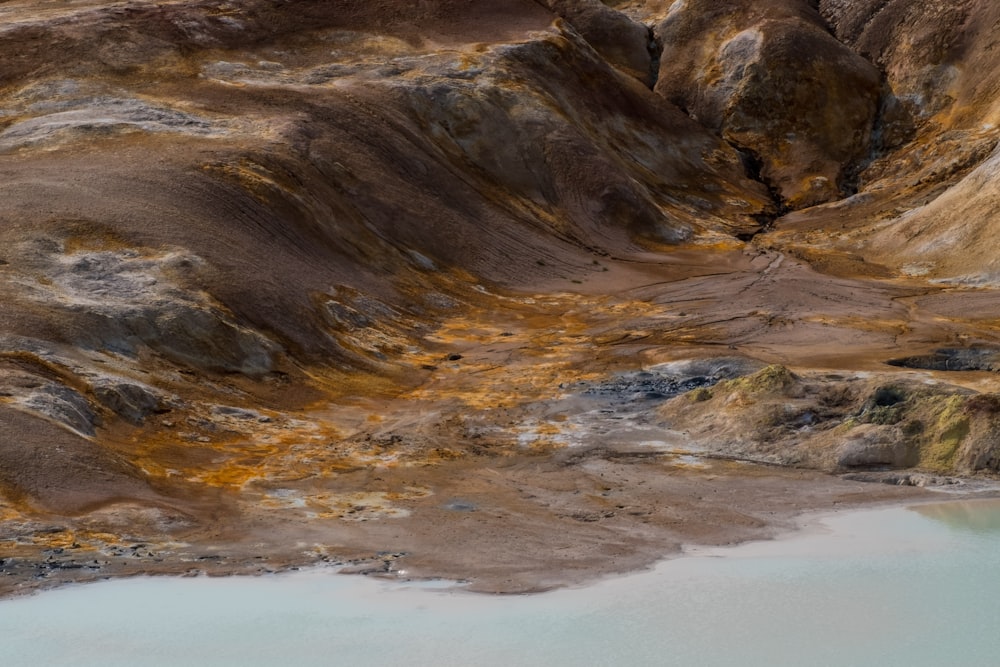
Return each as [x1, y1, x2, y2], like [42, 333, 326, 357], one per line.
[92, 379, 168, 424]
[19, 384, 99, 437]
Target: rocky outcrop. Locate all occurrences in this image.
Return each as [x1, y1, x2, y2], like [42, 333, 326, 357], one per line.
[15, 383, 100, 438]
[819, 0, 977, 122]
[661, 365, 1000, 476]
[764, 1, 1000, 284]
[654, 0, 882, 208]
[537, 0, 655, 85]
[0, 1, 774, 375]
[91, 379, 169, 425]
[835, 425, 917, 469]
[11, 242, 280, 375]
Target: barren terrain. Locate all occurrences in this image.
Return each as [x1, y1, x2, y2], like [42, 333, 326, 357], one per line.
[3, 0, 1000, 596]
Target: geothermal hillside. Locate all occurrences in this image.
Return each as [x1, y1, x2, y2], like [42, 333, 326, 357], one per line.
[3, 0, 1000, 593]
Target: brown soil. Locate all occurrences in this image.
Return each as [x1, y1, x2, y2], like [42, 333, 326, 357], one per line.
[4, 0, 1000, 598]
[1, 449, 934, 598]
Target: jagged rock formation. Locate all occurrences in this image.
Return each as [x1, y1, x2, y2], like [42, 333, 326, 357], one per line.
[654, 0, 882, 208]
[3, 0, 1000, 595]
[540, 0, 656, 85]
[768, 0, 1000, 283]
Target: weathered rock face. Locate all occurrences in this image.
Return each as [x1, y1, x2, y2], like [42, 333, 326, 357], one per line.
[538, 0, 655, 85]
[766, 0, 1000, 284]
[820, 0, 978, 122]
[655, 0, 882, 208]
[661, 365, 1000, 476]
[859, 146, 1000, 284]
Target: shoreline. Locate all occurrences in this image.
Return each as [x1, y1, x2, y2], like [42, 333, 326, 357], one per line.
[7, 487, 1000, 667]
[679, 487, 1000, 561]
[5, 463, 998, 602]
[4, 485, 999, 607]
[548, 484, 1000, 596]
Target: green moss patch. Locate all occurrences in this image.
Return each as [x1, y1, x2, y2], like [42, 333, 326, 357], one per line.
[722, 364, 797, 396]
[918, 396, 970, 471]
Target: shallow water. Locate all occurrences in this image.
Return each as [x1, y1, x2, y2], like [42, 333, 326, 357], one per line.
[3, 499, 1000, 667]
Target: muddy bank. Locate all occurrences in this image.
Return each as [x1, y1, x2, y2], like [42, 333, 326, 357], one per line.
[2, 447, 942, 599]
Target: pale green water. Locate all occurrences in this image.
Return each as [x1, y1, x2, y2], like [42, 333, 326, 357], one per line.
[3, 499, 1000, 667]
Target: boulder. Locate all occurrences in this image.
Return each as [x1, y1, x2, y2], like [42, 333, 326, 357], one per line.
[92, 379, 169, 425]
[654, 0, 882, 208]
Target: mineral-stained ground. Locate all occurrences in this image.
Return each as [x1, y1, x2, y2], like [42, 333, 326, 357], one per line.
[3, 0, 1000, 595]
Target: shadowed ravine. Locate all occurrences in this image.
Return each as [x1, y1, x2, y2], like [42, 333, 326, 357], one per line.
[3, 0, 1000, 597]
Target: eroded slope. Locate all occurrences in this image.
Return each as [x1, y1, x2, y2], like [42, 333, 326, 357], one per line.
[2, 0, 1000, 596]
